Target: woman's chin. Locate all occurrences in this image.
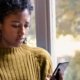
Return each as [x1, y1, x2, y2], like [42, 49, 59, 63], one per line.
[13, 42, 23, 47]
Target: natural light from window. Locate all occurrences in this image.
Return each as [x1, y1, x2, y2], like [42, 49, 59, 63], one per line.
[54, 0, 80, 65]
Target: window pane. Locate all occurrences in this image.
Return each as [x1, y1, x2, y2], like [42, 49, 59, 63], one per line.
[56, 0, 80, 64]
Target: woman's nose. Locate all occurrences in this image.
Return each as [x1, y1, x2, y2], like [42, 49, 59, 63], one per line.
[19, 26, 26, 35]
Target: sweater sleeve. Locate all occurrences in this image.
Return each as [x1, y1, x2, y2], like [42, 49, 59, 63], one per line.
[33, 47, 53, 80]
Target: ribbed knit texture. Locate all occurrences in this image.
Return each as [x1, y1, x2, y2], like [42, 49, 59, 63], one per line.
[0, 44, 52, 80]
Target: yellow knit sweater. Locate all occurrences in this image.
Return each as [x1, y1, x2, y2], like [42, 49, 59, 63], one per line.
[0, 44, 52, 80]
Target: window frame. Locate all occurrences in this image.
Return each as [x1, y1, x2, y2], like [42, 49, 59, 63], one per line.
[35, 0, 56, 69]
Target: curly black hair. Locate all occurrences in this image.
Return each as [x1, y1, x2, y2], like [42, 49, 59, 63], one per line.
[0, 0, 33, 22]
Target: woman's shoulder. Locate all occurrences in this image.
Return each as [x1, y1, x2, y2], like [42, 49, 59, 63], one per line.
[22, 44, 53, 75]
[30, 46, 51, 60]
[22, 44, 52, 63]
[22, 44, 50, 58]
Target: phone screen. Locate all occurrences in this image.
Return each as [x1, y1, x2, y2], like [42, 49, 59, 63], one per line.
[53, 62, 69, 76]
[50, 62, 69, 80]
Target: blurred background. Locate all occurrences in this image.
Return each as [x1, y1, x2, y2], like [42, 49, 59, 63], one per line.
[27, 0, 80, 69]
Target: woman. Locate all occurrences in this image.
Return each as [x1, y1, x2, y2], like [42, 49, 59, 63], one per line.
[0, 0, 52, 80]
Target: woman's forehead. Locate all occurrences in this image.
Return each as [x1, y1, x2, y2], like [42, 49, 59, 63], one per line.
[7, 9, 30, 16]
[4, 9, 30, 21]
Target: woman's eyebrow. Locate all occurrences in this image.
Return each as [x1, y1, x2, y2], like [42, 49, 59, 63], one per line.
[11, 21, 20, 23]
[11, 21, 29, 24]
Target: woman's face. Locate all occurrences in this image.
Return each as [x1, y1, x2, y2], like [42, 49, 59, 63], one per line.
[0, 9, 30, 47]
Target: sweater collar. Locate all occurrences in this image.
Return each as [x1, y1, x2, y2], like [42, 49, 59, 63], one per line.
[0, 44, 28, 54]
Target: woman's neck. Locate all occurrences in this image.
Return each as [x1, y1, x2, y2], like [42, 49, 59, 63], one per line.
[0, 42, 11, 48]
[0, 39, 23, 48]
[0, 42, 22, 48]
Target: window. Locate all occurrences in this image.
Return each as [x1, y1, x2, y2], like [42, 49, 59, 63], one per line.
[37, 0, 80, 69]
[55, 0, 80, 67]
[35, 0, 80, 70]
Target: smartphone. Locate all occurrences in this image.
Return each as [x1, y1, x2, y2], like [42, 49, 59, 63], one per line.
[50, 62, 69, 80]
[53, 62, 69, 76]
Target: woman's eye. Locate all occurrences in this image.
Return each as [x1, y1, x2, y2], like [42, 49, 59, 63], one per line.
[24, 24, 29, 28]
[11, 22, 20, 28]
[24, 22, 30, 28]
[11, 22, 29, 28]
[11, 25, 19, 28]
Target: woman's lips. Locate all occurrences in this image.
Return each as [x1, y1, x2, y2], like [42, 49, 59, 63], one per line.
[16, 37, 25, 42]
